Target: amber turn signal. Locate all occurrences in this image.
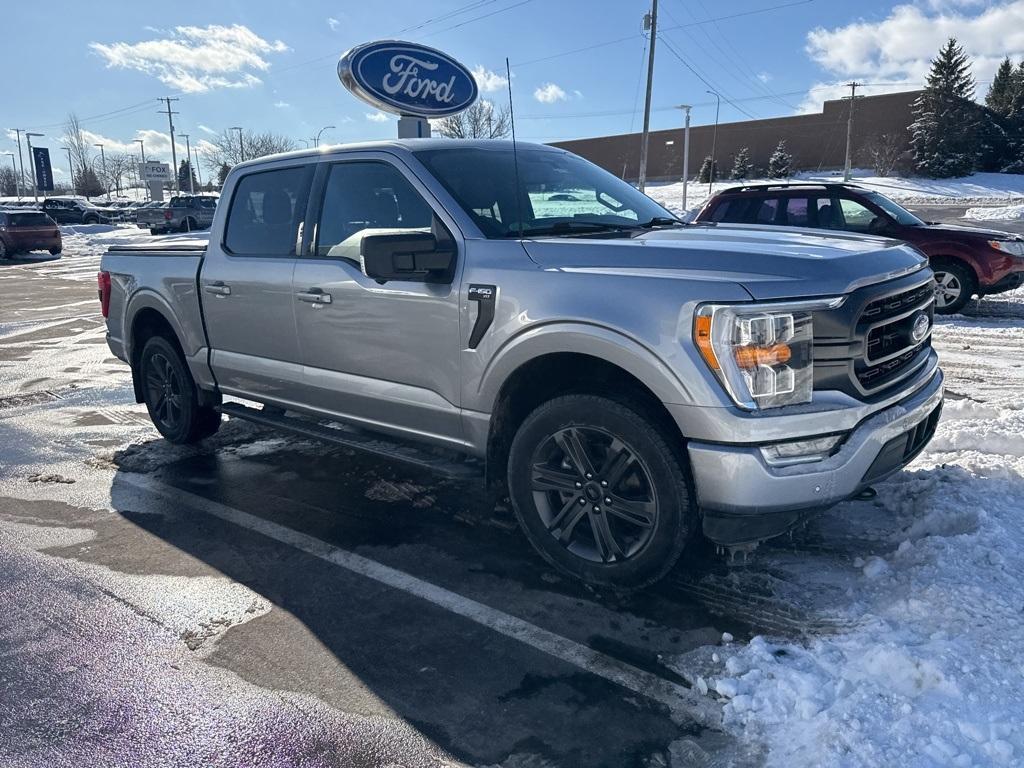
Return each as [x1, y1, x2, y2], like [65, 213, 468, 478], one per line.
[694, 315, 720, 371]
[734, 343, 792, 369]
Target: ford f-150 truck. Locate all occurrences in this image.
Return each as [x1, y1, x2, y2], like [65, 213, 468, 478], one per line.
[99, 139, 943, 588]
[136, 194, 217, 235]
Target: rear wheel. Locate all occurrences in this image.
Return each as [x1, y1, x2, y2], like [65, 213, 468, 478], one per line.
[49, 247, 62, 256]
[149, 228, 160, 236]
[932, 260, 977, 314]
[139, 336, 221, 444]
[0, 239, 7, 259]
[179, 218, 196, 233]
[508, 394, 694, 589]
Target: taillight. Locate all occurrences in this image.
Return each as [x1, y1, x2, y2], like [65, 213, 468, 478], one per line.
[98, 271, 111, 318]
[164, 210, 172, 220]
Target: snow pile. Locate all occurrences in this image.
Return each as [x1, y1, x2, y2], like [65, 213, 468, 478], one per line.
[964, 204, 1024, 221]
[670, 290, 1024, 766]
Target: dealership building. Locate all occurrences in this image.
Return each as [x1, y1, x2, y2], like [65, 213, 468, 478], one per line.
[552, 90, 922, 183]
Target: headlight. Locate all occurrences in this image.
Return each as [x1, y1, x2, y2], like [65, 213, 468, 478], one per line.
[990, 240, 1024, 257]
[694, 298, 843, 410]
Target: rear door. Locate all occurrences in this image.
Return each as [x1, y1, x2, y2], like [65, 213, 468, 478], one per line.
[290, 155, 465, 446]
[200, 162, 314, 404]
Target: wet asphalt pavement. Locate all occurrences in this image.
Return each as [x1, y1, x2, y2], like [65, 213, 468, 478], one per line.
[0, 204, 1016, 767]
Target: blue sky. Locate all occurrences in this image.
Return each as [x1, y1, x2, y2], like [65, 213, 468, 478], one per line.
[5, 0, 1024, 180]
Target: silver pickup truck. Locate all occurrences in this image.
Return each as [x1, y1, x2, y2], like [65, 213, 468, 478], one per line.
[136, 194, 217, 235]
[99, 139, 943, 588]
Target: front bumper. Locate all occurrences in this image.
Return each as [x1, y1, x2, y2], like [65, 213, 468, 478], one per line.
[689, 367, 944, 546]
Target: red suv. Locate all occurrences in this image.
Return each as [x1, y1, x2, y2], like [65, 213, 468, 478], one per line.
[694, 183, 1024, 313]
[0, 210, 62, 259]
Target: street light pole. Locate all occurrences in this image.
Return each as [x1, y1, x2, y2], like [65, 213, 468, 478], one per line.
[94, 143, 108, 200]
[192, 146, 204, 190]
[231, 127, 244, 162]
[637, 0, 658, 192]
[314, 125, 335, 148]
[134, 139, 147, 201]
[25, 132, 43, 203]
[706, 90, 720, 196]
[676, 104, 692, 212]
[179, 134, 194, 193]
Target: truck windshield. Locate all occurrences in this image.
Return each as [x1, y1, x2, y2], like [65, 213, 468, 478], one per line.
[414, 146, 678, 238]
[862, 192, 924, 226]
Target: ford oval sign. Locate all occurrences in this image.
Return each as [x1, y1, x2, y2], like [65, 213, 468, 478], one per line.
[338, 40, 478, 118]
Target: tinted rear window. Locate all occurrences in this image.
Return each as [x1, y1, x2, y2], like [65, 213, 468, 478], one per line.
[9, 212, 52, 227]
[224, 166, 311, 256]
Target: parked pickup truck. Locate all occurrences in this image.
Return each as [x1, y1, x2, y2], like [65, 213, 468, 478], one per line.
[100, 139, 943, 588]
[136, 194, 217, 235]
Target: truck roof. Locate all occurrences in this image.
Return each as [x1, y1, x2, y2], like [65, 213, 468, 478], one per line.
[230, 139, 561, 171]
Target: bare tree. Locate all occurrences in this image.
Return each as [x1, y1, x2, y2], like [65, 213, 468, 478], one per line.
[434, 100, 512, 139]
[200, 129, 296, 172]
[861, 133, 904, 178]
[103, 152, 135, 195]
[62, 113, 94, 180]
[0, 166, 17, 196]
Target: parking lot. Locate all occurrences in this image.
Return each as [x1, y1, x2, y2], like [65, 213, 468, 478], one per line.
[2, 206, 1023, 766]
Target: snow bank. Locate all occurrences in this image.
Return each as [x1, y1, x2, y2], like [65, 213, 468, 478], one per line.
[669, 289, 1024, 767]
[963, 204, 1024, 221]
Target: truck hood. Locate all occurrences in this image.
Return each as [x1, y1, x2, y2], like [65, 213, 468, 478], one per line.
[521, 224, 928, 300]
[916, 222, 1024, 241]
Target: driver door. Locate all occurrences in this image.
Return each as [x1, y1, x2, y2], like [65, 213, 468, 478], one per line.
[291, 156, 465, 447]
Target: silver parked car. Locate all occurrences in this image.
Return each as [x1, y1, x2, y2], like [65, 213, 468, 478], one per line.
[99, 140, 942, 588]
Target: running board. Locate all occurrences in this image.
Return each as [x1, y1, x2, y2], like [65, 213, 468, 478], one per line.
[218, 402, 483, 481]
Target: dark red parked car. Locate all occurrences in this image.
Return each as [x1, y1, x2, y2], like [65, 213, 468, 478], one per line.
[0, 210, 62, 259]
[694, 183, 1024, 313]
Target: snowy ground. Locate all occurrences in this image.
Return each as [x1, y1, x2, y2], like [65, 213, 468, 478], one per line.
[965, 204, 1024, 222]
[647, 170, 1024, 220]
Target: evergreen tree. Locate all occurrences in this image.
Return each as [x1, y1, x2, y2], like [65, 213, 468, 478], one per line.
[74, 167, 104, 197]
[767, 140, 792, 178]
[909, 38, 981, 178]
[216, 163, 232, 186]
[177, 160, 198, 192]
[986, 57, 1017, 116]
[730, 147, 752, 180]
[697, 156, 718, 183]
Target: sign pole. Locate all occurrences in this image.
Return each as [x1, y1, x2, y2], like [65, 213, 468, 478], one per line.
[25, 132, 44, 203]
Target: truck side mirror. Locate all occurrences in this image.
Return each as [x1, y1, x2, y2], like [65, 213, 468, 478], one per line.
[360, 231, 455, 284]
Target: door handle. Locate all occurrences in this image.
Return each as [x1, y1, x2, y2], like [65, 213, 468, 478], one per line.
[204, 281, 231, 296]
[296, 288, 332, 304]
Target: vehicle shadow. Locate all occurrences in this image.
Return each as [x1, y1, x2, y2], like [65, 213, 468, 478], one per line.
[104, 432, 739, 767]
[0, 251, 60, 265]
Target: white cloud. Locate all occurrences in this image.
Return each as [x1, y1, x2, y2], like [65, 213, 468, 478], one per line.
[757, 71, 772, 83]
[198, 124, 217, 135]
[472, 65, 508, 93]
[366, 111, 390, 122]
[573, 89, 584, 99]
[274, 100, 290, 108]
[533, 82, 567, 104]
[801, 1, 1024, 111]
[90, 24, 289, 93]
[327, 17, 341, 31]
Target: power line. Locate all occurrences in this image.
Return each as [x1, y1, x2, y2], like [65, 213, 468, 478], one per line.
[659, 37, 758, 120]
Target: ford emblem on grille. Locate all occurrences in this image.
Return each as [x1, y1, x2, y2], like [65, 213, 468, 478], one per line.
[910, 312, 931, 343]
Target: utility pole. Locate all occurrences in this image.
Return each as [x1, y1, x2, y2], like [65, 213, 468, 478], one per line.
[231, 126, 244, 162]
[706, 90, 720, 196]
[3, 153, 16, 199]
[158, 97, 180, 191]
[843, 81, 860, 182]
[676, 104, 692, 212]
[9, 128, 25, 199]
[192, 146, 204, 189]
[134, 139, 147, 201]
[94, 143, 108, 200]
[637, 0, 658, 192]
[25, 132, 43, 203]
[179, 134, 195, 193]
[63, 146, 74, 190]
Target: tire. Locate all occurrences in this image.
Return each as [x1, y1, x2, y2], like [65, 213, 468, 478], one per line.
[0, 239, 7, 260]
[49, 248, 62, 256]
[932, 259, 977, 314]
[139, 336, 221, 444]
[180, 218, 196, 233]
[83, 215, 99, 225]
[149, 228, 161, 236]
[507, 394, 695, 589]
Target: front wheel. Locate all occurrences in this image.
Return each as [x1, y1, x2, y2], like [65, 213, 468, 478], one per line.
[508, 395, 694, 589]
[932, 260, 977, 314]
[139, 336, 221, 444]
[49, 247, 62, 256]
[83, 215, 99, 225]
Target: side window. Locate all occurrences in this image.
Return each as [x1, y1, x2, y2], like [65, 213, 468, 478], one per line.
[782, 197, 811, 227]
[709, 199, 751, 224]
[753, 197, 780, 225]
[836, 198, 877, 233]
[314, 161, 435, 259]
[225, 166, 311, 256]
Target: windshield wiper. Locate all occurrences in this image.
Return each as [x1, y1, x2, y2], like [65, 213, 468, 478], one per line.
[638, 216, 686, 228]
[506, 221, 641, 238]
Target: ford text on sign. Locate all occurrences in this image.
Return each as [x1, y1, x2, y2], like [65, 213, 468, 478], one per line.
[338, 41, 478, 118]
